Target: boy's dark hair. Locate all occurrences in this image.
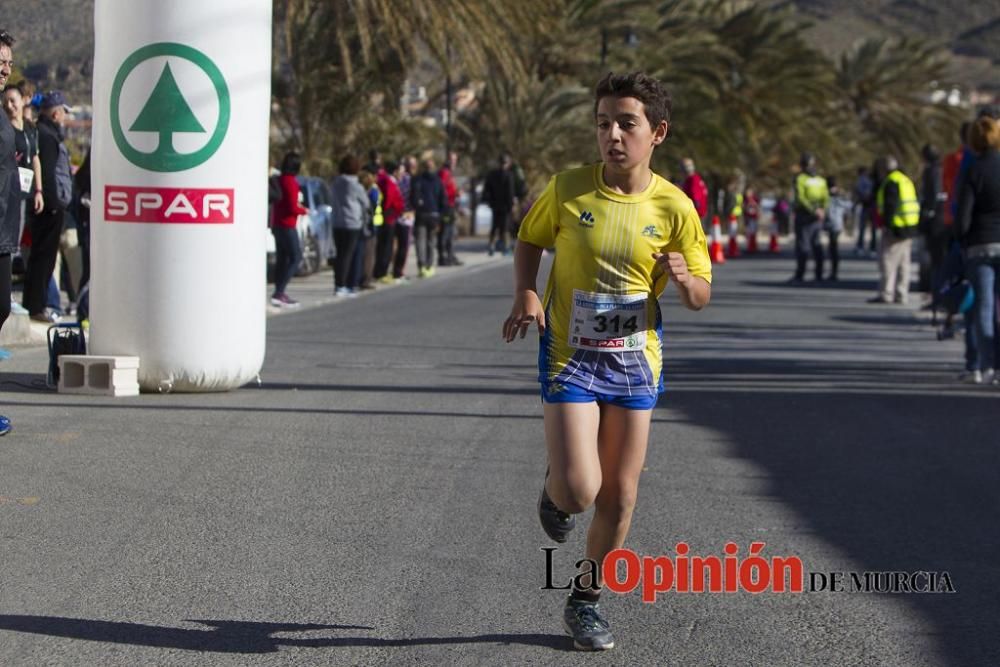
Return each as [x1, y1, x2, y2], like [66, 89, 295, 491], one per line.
[384, 160, 399, 174]
[0, 29, 14, 48]
[3, 83, 22, 95]
[594, 71, 672, 135]
[280, 151, 302, 175]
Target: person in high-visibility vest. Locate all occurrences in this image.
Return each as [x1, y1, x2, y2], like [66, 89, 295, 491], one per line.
[791, 152, 829, 282]
[868, 156, 920, 304]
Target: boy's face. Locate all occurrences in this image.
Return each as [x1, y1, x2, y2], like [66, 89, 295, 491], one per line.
[596, 95, 667, 172]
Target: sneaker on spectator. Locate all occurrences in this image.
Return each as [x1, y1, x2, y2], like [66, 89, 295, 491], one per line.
[278, 293, 300, 308]
[334, 287, 350, 297]
[10, 300, 27, 315]
[395, 276, 410, 285]
[29, 310, 59, 324]
[377, 275, 395, 285]
[964, 370, 986, 385]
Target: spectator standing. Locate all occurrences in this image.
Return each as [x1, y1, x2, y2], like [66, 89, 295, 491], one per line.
[941, 123, 969, 231]
[680, 157, 708, 223]
[356, 169, 380, 290]
[374, 160, 404, 283]
[0, 29, 19, 434]
[853, 166, 877, 257]
[918, 144, 948, 292]
[331, 154, 370, 296]
[22, 91, 72, 322]
[409, 155, 446, 278]
[270, 152, 307, 307]
[392, 156, 417, 281]
[2, 84, 43, 237]
[790, 152, 829, 283]
[869, 156, 920, 304]
[438, 151, 462, 266]
[743, 186, 759, 251]
[825, 177, 850, 281]
[956, 116, 1000, 385]
[772, 193, 791, 236]
[483, 153, 518, 255]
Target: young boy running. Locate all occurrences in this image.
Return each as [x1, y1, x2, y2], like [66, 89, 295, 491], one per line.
[503, 71, 712, 651]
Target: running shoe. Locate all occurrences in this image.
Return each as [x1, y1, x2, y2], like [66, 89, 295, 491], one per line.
[538, 482, 575, 543]
[395, 276, 411, 285]
[270, 293, 284, 307]
[378, 275, 395, 285]
[563, 598, 614, 651]
[0, 415, 10, 436]
[278, 294, 300, 308]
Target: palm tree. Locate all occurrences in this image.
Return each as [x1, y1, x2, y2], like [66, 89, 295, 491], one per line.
[835, 37, 965, 172]
[271, 0, 558, 172]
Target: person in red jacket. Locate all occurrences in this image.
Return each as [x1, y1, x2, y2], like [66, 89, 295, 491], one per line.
[271, 151, 308, 307]
[680, 157, 708, 225]
[375, 160, 405, 282]
[438, 151, 463, 266]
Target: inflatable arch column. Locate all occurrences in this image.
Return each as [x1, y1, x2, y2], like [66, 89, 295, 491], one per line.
[90, 0, 271, 392]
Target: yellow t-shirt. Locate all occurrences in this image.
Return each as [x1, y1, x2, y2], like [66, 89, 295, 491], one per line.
[518, 163, 712, 397]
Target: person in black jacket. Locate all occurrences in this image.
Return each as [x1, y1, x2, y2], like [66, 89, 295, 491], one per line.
[22, 90, 72, 322]
[918, 144, 948, 292]
[956, 116, 1000, 384]
[483, 153, 518, 256]
[0, 29, 19, 435]
[409, 156, 446, 278]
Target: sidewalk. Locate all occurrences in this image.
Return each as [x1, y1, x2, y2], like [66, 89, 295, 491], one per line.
[265, 236, 504, 316]
[0, 236, 507, 349]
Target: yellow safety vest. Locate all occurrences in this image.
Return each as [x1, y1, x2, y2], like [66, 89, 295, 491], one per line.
[876, 170, 919, 230]
[371, 187, 384, 227]
[732, 192, 743, 218]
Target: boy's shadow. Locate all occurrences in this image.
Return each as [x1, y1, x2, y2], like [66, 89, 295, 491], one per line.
[0, 615, 573, 653]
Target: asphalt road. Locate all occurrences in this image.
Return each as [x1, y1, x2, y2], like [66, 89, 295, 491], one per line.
[0, 243, 996, 666]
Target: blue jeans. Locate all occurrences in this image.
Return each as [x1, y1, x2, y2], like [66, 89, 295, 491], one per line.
[272, 226, 302, 295]
[968, 256, 1000, 371]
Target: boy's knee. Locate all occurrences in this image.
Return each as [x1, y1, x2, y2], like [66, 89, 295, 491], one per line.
[595, 484, 639, 519]
[548, 475, 601, 514]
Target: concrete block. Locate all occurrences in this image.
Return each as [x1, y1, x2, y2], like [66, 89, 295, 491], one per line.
[58, 355, 140, 397]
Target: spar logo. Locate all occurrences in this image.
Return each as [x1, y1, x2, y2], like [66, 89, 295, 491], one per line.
[107, 42, 233, 224]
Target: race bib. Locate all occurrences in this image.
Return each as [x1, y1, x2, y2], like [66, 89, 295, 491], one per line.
[569, 290, 647, 352]
[18, 167, 34, 194]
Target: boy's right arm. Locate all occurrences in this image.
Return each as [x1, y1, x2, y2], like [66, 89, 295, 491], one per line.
[503, 241, 546, 342]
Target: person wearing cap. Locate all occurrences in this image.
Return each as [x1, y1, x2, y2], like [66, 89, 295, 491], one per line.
[869, 156, 920, 305]
[791, 152, 829, 283]
[0, 28, 19, 435]
[21, 90, 72, 323]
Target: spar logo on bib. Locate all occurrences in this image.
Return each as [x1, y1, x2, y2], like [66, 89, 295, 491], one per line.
[106, 42, 234, 224]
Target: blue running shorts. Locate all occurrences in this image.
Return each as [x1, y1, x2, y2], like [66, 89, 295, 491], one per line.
[540, 381, 658, 410]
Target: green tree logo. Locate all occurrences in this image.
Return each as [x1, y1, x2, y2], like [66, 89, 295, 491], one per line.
[111, 43, 230, 172]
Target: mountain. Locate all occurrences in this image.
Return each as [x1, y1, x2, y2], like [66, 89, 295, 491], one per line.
[768, 0, 1000, 90]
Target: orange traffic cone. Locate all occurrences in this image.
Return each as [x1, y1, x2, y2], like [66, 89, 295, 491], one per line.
[709, 216, 726, 264]
[768, 217, 780, 253]
[726, 214, 740, 258]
